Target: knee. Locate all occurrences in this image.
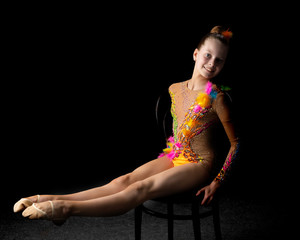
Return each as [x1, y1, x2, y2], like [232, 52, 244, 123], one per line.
[128, 180, 153, 200]
[111, 174, 132, 188]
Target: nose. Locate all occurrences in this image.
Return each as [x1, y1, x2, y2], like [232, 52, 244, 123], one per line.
[208, 59, 216, 68]
[208, 57, 214, 65]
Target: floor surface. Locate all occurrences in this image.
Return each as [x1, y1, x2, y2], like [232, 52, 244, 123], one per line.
[0, 193, 293, 240]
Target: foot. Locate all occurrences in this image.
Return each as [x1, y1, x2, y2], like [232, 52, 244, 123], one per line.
[22, 200, 68, 225]
[13, 195, 40, 213]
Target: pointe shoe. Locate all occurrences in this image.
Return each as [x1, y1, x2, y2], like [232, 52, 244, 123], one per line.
[13, 195, 40, 213]
[22, 200, 67, 226]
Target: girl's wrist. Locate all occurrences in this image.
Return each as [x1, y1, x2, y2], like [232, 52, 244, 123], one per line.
[211, 179, 221, 189]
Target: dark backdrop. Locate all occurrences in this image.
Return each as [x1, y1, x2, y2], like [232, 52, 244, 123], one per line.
[2, 16, 290, 212]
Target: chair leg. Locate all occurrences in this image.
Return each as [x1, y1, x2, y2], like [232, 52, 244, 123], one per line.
[192, 201, 201, 240]
[212, 200, 222, 240]
[135, 205, 143, 240]
[167, 202, 174, 240]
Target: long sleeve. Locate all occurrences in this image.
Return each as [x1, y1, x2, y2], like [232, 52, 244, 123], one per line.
[214, 92, 240, 183]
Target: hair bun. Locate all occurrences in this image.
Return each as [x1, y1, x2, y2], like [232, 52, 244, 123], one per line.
[196, 25, 233, 49]
[210, 26, 226, 34]
[210, 25, 233, 42]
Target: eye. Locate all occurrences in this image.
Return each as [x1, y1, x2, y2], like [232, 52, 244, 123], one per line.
[215, 58, 224, 64]
[204, 53, 211, 58]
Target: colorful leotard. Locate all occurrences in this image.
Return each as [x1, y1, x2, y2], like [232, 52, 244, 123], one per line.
[158, 80, 240, 183]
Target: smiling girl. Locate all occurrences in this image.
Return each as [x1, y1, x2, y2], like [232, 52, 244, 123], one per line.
[14, 26, 240, 223]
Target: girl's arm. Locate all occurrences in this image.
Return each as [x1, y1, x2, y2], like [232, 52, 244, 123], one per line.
[196, 92, 240, 205]
[214, 92, 240, 183]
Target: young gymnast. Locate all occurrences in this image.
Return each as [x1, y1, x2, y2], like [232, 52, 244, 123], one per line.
[13, 26, 239, 224]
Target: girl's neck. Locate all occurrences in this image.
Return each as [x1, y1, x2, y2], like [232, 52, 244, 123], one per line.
[187, 76, 210, 91]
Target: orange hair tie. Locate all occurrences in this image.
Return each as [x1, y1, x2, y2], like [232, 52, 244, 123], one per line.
[221, 29, 233, 40]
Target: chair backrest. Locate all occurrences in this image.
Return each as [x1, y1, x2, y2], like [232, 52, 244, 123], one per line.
[155, 88, 173, 140]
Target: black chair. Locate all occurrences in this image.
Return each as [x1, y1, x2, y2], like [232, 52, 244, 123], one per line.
[134, 89, 222, 240]
[134, 190, 222, 240]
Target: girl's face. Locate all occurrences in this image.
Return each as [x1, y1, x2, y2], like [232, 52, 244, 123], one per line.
[193, 38, 228, 79]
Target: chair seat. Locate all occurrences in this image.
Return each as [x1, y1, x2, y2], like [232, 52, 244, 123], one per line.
[151, 189, 199, 204]
[142, 190, 214, 221]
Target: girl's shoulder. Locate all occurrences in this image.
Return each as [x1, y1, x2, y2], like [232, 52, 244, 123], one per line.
[169, 80, 194, 96]
[213, 84, 233, 111]
[169, 80, 186, 93]
[214, 84, 232, 101]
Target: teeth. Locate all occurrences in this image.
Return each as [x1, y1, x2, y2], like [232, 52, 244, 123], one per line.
[204, 66, 213, 72]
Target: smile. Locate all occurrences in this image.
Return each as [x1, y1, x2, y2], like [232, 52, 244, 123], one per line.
[204, 66, 215, 73]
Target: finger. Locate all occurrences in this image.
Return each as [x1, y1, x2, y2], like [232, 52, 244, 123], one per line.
[196, 188, 204, 196]
[201, 195, 208, 205]
[207, 196, 213, 205]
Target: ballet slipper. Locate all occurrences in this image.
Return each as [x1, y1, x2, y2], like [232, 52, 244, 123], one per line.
[13, 195, 40, 213]
[22, 200, 67, 225]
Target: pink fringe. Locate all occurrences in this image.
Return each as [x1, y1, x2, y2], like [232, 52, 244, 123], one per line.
[174, 142, 182, 149]
[205, 81, 213, 95]
[158, 137, 181, 160]
[168, 136, 175, 143]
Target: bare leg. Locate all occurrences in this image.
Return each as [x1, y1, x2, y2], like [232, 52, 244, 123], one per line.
[64, 162, 210, 217]
[23, 156, 173, 202]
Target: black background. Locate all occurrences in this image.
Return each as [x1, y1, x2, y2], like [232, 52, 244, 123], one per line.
[2, 6, 294, 213]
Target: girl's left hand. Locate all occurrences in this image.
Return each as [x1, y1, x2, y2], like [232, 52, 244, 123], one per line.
[196, 180, 220, 205]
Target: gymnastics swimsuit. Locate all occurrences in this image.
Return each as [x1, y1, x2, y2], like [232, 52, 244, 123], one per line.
[158, 81, 240, 183]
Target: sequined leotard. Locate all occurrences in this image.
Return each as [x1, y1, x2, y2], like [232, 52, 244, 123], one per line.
[159, 80, 240, 183]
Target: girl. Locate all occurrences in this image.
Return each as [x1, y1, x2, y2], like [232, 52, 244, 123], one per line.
[13, 26, 239, 224]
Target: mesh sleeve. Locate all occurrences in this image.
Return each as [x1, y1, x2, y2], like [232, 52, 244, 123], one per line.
[214, 92, 240, 183]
